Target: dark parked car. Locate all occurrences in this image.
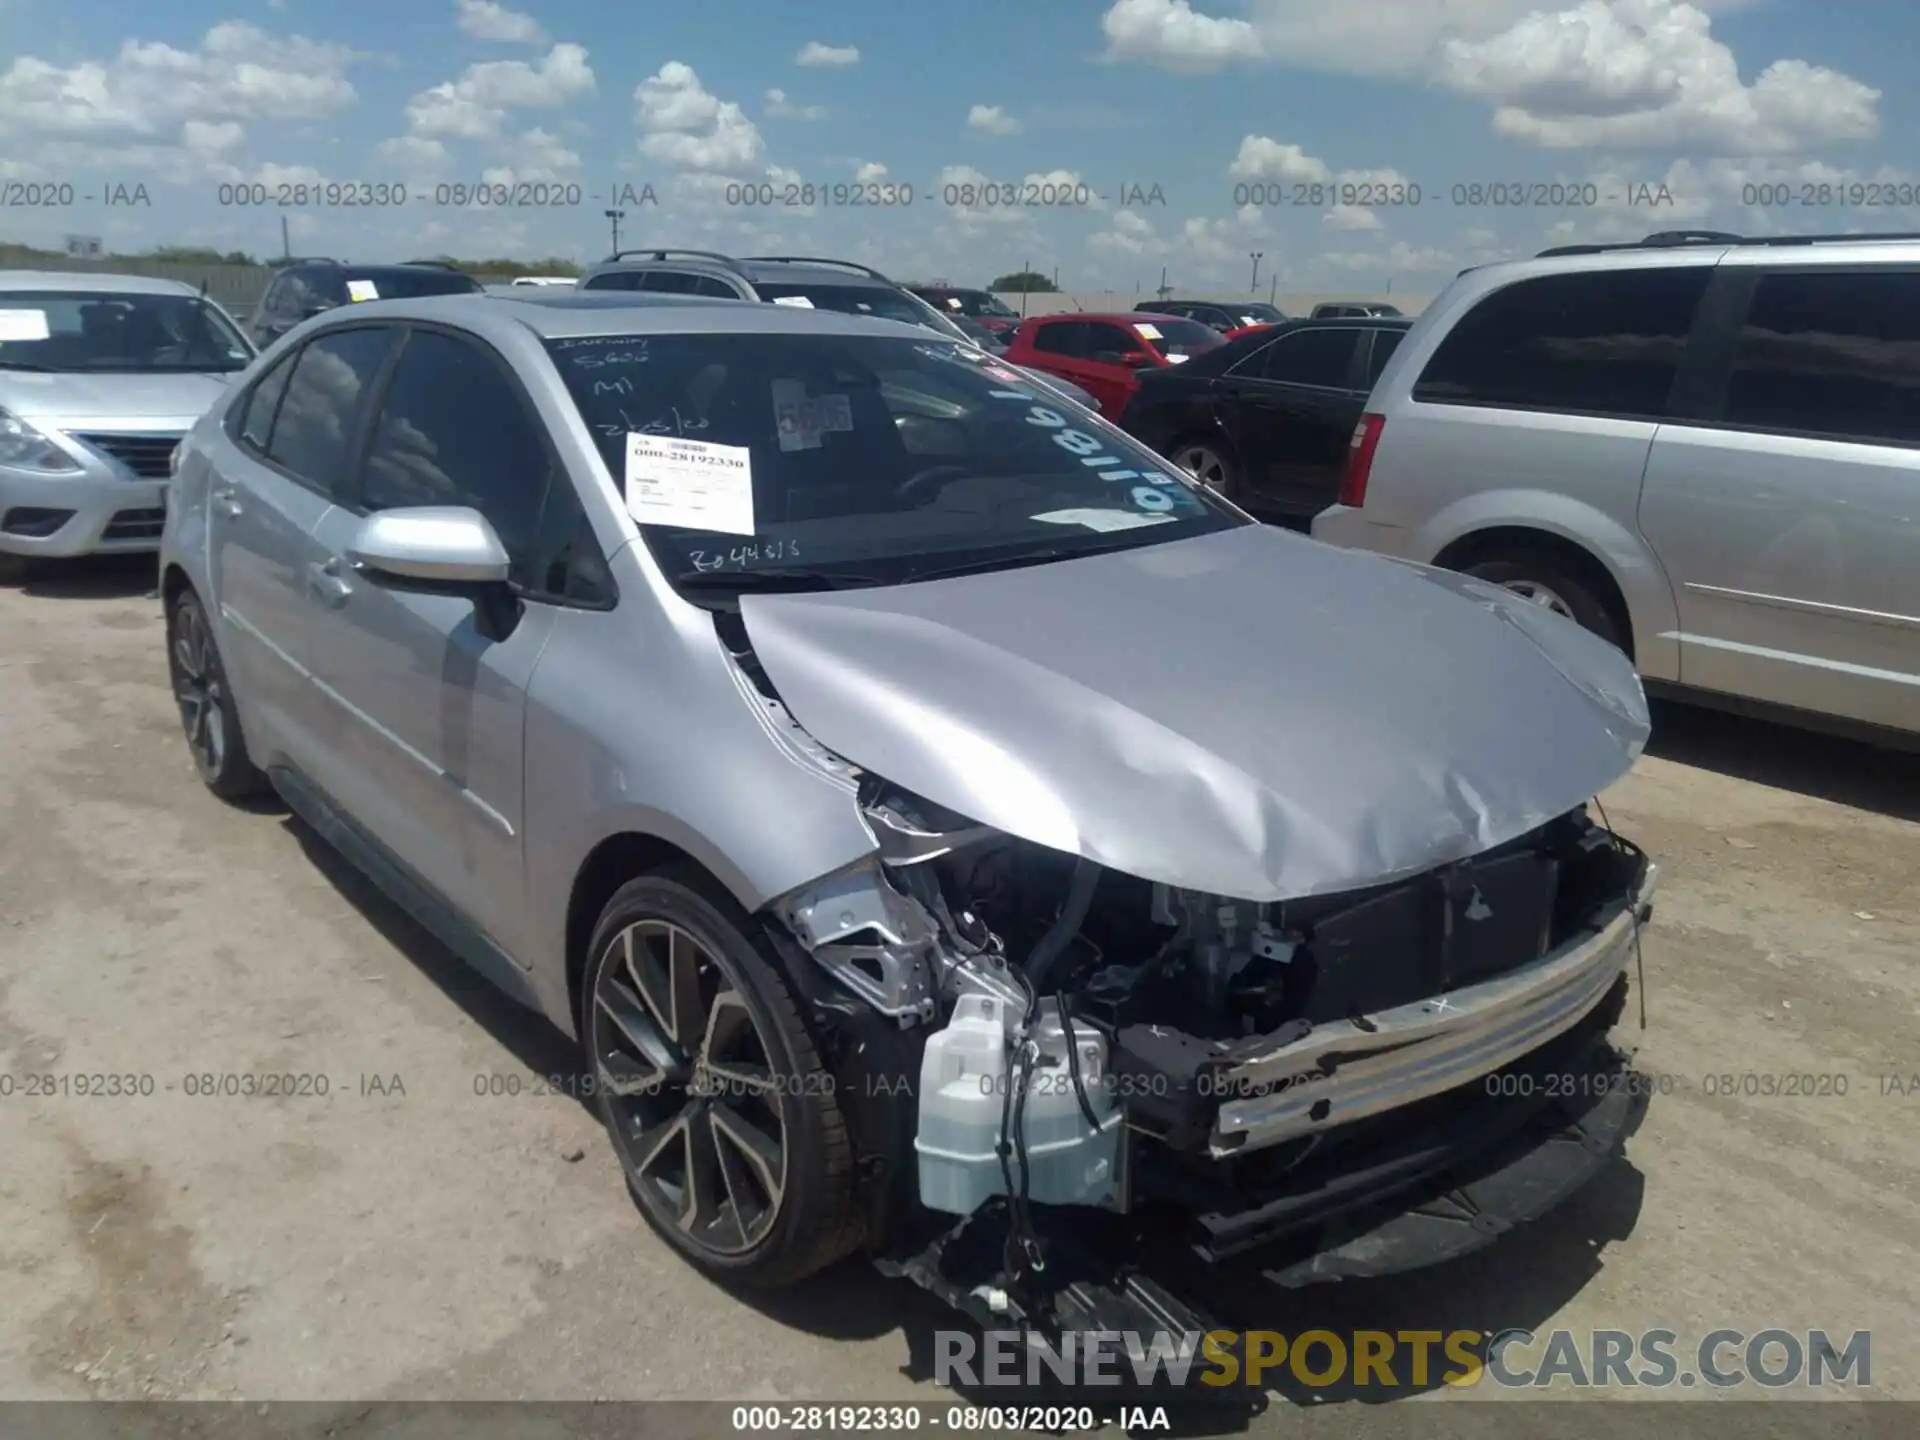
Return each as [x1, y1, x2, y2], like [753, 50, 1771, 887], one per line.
[1138, 299, 1287, 333]
[909, 285, 1024, 335]
[1120, 316, 1410, 520]
[247, 259, 480, 348]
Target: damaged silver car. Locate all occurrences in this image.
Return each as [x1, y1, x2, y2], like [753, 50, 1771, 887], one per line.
[159, 292, 1657, 1340]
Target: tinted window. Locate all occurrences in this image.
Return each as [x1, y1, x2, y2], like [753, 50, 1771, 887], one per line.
[547, 332, 1238, 593]
[1365, 329, 1406, 386]
[752, 283, 934, 330]
[359, 330, 555, 585]
[1415, 267, 1709, 418]
[264, 327, 394, 495]
[238, 350, 297, 451]
[1721, 270, 1920, 445]
[644, 271, 738, 298]
[1249, 328, 1360, 386]
[582, 271, 644, 291]
[1085, 323, 1138, 361]
[343, 269, 480, 300]
[1031, 322, 1082, 356]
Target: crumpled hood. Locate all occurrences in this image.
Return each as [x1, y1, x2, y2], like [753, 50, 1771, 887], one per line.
[0, 371, 233, 426]
[739, 524, 1649, 901]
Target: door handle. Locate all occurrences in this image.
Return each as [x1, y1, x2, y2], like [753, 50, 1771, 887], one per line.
[307, 558, 353, 607]
[210, 486, 243, 519]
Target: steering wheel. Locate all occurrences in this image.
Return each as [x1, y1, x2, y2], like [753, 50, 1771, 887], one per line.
[893, 463, 973, 507]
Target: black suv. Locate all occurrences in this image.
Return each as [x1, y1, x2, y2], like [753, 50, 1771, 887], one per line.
[248, 259, 482, 348]
[1120, 314, 1411, 522]
[1136, 299, 1287, 332]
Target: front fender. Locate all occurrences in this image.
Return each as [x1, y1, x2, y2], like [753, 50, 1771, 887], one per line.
[1413, 488, 1680, 682]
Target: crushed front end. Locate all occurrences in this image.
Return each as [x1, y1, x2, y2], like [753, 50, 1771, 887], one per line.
[765, 773, 1656, 1343]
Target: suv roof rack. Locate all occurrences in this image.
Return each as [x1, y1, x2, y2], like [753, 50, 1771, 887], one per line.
[282, 256, 340, 266]
[1537, 228, 1920, 258]
[607, 248, 749, 275]
[400, 258, 464, 270]
[740, 255, 895, 283]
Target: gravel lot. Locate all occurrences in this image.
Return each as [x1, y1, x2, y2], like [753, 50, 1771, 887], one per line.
[1, 553, 1915, 1431]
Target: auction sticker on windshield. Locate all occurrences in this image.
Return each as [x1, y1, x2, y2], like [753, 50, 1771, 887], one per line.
[347, 280, 380, 302]
[0, 309, 51, 341]
[625, 433, 757, 535]
[771, 295, 814, 308]
[1133, 323, 1162, 340]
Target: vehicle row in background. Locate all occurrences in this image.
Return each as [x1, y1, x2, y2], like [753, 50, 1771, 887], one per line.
[248, 258, 482, 348]
[1000, 312, 1226, 419]
[1313, 229, 1920, 741]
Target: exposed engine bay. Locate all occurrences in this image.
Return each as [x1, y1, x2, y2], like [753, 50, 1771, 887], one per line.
[767, 769, 1655, 1341]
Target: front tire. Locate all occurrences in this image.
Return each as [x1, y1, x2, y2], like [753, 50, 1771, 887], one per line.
[580, 869, 862, 1288]
[166, 586, 269, 801]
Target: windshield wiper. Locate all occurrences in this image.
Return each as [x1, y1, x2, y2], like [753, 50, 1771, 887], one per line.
[671, 565, 888, 592]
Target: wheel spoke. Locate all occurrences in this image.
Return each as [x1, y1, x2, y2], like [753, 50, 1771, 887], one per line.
[679, 1108, 727, 1237]
[623, 926, 682, 1048]
[710, 1102, 784, 1220]
[668, 928, 707, 1053]
[597, 972, 682, 1078]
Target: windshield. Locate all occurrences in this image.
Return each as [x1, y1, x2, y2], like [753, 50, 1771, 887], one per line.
[0, 290, 253, 373]
[928, 289, 1019, 320]
[348, 270, 481, 299]
[1235, 304, 1286, 325]
[547, 332, 1240, 594]
[1134, 317, 1226, 362]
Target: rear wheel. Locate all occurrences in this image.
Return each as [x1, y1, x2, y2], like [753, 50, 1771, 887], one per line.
[166, 586, 269, 800]
[1463, 552, 1627, 652]
[1168, 435, 1241, 501]
[580, 869, 862, 1287]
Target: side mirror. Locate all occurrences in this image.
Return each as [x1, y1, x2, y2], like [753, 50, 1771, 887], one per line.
[300, 301, 334, 320]
[347, 506, 521, 640]
[1119, 350, 1157, 368]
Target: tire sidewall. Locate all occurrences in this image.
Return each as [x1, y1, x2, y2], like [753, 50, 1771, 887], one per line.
[580, 872, 840, 1280]
[1465, 555, 1624, 651]
[166, 587, 255, 796]
[1170, 433, 1240, 501]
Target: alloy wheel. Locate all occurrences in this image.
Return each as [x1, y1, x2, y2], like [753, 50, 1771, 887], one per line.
[591, 920, 789, 1256]
[1174, 443, 1230, 492]
[1498, 579, 1576, 620]
[169, 599, 228, 780]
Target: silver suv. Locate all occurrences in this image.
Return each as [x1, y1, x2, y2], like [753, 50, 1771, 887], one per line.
[1313, 229, 1920, 741]
[1, 271, 254, 557]
[160, 288, 1654, 1339]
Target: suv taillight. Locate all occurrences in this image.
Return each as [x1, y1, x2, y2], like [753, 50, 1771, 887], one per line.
[1340, 413, 1384, 508]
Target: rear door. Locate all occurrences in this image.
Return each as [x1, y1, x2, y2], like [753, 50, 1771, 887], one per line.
[1639, 262, 1920, 729]
[208, 324, 398, 770]
[305, 325, 579, 959]
[1216, 324, 1364, 514]
[1079, 320, 1151, 418]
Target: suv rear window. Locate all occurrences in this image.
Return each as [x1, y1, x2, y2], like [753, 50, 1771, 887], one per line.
[752, 283, 933, 329]
[1413, 267, 1710, 420]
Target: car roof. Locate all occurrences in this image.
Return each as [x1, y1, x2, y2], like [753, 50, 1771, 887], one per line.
[1033, 312, 1179, 325]
[310, 291, 949, 343]
[0, 269, 201, 297]
[1459, 236, 1920, 292]
[585, 255, 899, 290]
[1278, 315, 1412, 331]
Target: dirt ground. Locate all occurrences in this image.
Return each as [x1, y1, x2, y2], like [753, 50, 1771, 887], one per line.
[1, 554, 1915, 1432]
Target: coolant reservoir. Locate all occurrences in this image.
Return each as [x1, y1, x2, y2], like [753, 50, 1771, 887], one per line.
[915, 994, 1123, 1215]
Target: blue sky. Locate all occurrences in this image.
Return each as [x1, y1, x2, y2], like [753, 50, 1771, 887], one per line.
[2, 0, 1917, 293]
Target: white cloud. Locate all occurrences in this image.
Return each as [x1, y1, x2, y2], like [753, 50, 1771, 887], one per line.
[635, 62, 764, 173]
[1440, 0, 1879, 153]
[1100, 0, 1757, 77]
[1088, 209, 1160, 256]
[854, 160, 888, 183]
[456, 0, 547, 45]
[1324, 205, 1384, 232]
[764, 88, 826, 121]
[1228, 139, 1414, 233]
[967, 104, 1022, 136]
[0, 22, 359, 142]
[400, 44, 594, 142]
[483, 127, 581, 184]
[795, 41, 860, 68]
[1228, 137, 1332, 184]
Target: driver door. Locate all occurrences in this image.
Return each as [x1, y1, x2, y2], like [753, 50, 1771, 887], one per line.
[305, 325, 569, 964]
